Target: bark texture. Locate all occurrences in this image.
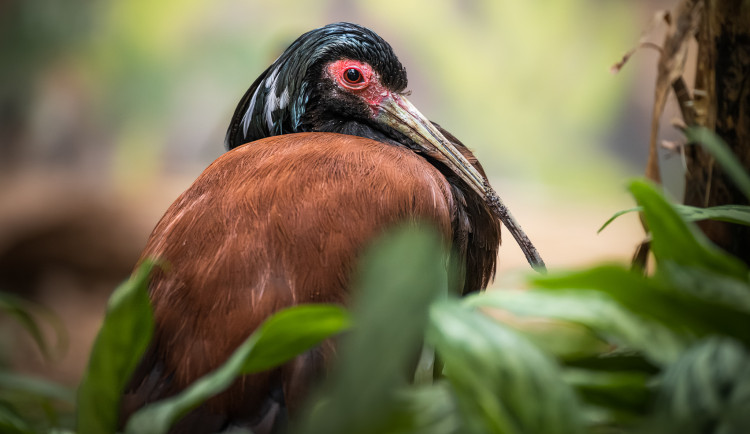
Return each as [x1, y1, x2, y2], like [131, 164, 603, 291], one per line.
[684, 0, 750, 263]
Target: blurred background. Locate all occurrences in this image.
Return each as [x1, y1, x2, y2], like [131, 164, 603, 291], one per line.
[1, 0, 690, 389]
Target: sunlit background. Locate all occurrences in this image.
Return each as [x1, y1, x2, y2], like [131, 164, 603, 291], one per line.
[1, 0, 688, 387]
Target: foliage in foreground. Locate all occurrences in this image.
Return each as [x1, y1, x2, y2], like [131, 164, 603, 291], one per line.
[0, 293, 72, 434]
[4, 127, 750, 433]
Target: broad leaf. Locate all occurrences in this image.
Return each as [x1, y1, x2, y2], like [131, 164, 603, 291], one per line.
[652, 337, 750, 433]
[296, 224, 449, 434]
[528, 264, 750, 347]
[500, 316, 610, 361]
[567, 352, 658, 374]
[241, 304, 351, 374]
[466, 288, 688, 366]
[658, 261, 750, 315]
[629, 180, 747, 279]
[125, 304, 349, 434]
[428, 302, 584, 434]
[394, 382, 461, 434]
[76, 261, 156, 434]
[562, 368, 650, 421]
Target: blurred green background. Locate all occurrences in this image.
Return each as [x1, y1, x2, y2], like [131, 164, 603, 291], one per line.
[0, 0, 687, 386]
[3, 0, 660, 186]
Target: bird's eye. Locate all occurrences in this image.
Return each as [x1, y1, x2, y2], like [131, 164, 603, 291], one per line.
[329, 61, 370, 89]
[344, 68, 363, 84]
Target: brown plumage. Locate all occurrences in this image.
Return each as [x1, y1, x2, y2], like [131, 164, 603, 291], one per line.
[119, 22, 517, 433]
[121, 132, 499, 432]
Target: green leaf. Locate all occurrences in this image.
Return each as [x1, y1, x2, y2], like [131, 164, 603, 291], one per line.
[76, 261, 156, 434]
[658, 261, 750, 315]
[652, 337, 750, 433]
[125, 304, 349, 434]
[394, 381, 461, 434]
[296, 224, 449, 434]
[528, 264, 750, 348]
[629, 180, 748, 278]
[567, 352, 658, 374]
[529, 264, 697, 334]
[598, 204, 750, 234]
[465, 287, 688, 366]
[0, 400, 34, 434]
[0, 372, 75, 433]
[562, 368, 650, 421]
[486, 312, 610, 361]
[685, 127, 750, 201]
[241, 304, 351, 374]
[428, 302, 584, 434]
[0, 292, 66, 360]
[598, 207, 640, 234]
[0, 372, 74, 404]
[674, 204, 750, 226]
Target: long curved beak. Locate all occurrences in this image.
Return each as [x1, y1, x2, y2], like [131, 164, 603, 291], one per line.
[376, 93, 488, 198]
[375, 93, 547, 272]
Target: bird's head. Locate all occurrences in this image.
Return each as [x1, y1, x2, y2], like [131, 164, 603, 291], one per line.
[225, 22, 489, 198]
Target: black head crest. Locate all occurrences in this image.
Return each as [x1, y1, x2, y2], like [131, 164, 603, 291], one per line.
[225, 22, 407, 150]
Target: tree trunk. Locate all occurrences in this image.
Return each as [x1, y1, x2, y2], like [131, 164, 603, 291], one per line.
[683, 0, 750, 264]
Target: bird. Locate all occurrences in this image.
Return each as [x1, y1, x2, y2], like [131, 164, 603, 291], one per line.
[119, 22, 542, 433]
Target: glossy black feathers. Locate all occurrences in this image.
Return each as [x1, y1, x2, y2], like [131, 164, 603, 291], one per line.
[225, 22, 407, 150]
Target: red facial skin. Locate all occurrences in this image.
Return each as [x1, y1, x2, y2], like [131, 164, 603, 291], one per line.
[326, 59, 391, 117]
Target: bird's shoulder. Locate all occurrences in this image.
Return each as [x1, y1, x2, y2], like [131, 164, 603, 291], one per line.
[195, 132, 457, 222]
